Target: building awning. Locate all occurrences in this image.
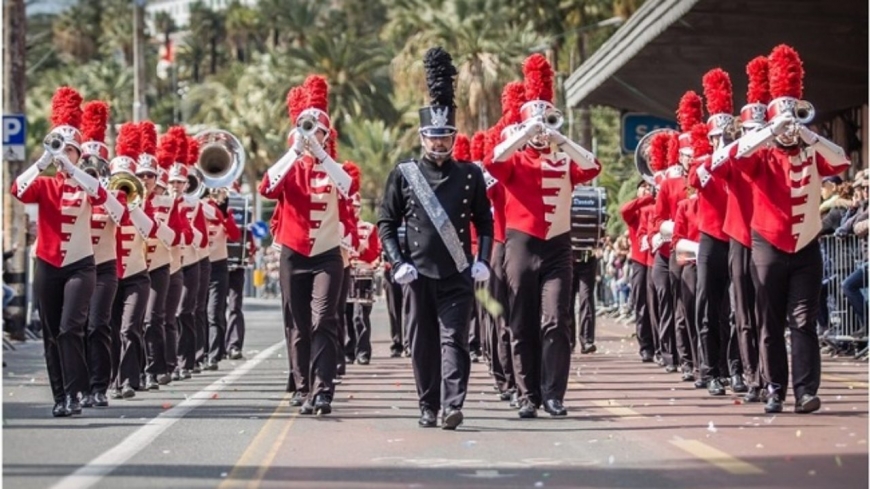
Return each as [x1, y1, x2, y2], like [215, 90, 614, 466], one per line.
[565, 0, 869, 122]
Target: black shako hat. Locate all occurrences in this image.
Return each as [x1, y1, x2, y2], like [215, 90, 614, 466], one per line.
[418, 47, 458, 137]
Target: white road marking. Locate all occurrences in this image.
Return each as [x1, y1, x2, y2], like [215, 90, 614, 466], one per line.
[50, 340, 285, 489]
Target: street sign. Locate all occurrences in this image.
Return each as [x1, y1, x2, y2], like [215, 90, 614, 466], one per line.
[3, 114, 26, 162]
[250, 220, 269, 239]
[621, 113, 678, 154]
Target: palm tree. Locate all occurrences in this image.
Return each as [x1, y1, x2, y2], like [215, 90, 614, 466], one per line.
[188, 1, 226, 76]
[339, 117, 409, 202]
[224, 1, 261, 62]
[153, 11, 176, 50]
[98, 0, 136, 64]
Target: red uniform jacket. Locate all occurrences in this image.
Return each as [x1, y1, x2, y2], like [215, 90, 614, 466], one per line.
[652, 169, 688, 258]
[728, 145, 849, 252]
[637, 203, 656, 267]
[12, 173, 107, 268]
[355, 221, 381, 264]
[620, 194, 654, 264]
[673, 196, 700, 244]
[704, 157, 754, 248]
[688, 155, 729, 242]
[485, 147, 600, 240]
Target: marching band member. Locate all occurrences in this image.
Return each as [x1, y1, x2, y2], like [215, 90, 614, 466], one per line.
[80, 100, 121, 408]
[226, 181, 256, 360]
[485, 54, 600, 418]
[106, 123, 158, 398]
[138, 121, 184, 389]
[708, 56, 771, 402]
[168, 128, 200, 380]
[203, 186, 242, 369]
[191, 136, 213, 373]
[713, 45, 850, 413]
[259, 74, 355, 415]
[157, 131, 192, 381]
[12, 87, 108, 416]
[640, 140, 666, 367]
[649, 130, 683, 374]
[620, 180, 655, 363]
[339, 154, 361, 370]
[378, 47, 493, 429]
[349, 191, 381, 364]
[673, 164, 700, 381]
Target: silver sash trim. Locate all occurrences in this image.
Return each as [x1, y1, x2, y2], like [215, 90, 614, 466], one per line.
[398, 161, 469, 273]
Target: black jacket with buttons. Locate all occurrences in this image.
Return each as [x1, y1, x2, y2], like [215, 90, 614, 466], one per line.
[378, 156, 493, 280]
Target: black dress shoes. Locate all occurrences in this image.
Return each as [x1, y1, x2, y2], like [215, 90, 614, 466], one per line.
[389, 349, 402, 358]
[731, 375, 748, 393]
[518, 401, 538, 419]
[543, 399, 567, 416]
[289, 391, 306, 407]
[298, 399, 315, 415]
[694, 379, 708, 389]
[81, 394, 95, 408]
[580, 343, 597, 354]
[314, 394, 332, 415]
[356, 354, 370, 365]
[52, 400, 71, 417]
[92, 392, 109, 407]
[743, 386, 761, 403]
[203, 361, 219, 371]
[145, 375, 159, 391]
[121, 385, 136, 399]
[794, 394, 821, 414]
[442, 409, 463, 430]
[707, 378, 726, 396]
[418, 409, 437, 428]
[228, 348, 243, 360]
[681, 371, 695, 382]
[640, 351, 654, 363]
[764, 395, 783, 413]
[664, 364, 678, 374]
[66, 395, 82, 415]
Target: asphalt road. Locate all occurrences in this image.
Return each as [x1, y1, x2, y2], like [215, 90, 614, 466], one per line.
[2, 298, 867, 489]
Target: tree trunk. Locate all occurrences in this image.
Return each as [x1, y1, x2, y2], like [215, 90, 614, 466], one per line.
[210, 37, 218, 74]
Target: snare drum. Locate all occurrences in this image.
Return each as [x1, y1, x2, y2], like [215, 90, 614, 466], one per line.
[347, 267, 375, 304]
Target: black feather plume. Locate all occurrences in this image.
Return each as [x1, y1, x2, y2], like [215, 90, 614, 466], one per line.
[423, 46, 457, 108]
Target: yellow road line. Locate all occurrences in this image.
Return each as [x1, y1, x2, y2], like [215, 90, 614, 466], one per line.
[218, 394, 292, 489]
[822, 374, 869, 389]
[248, 409, 297, 489]
[590, 400, 645, 419]
[670, 439, 764, 475]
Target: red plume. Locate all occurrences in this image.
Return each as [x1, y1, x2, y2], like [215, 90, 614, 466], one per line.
[328, 128, 338, 159]
[522, 54, 553, 103]
[702, 68, 733, 115]
[50, 86, 83, 129]
[303, 75, 329, 113]
[453, 133, 471, 161]
[139, 121, 157, 156]
[157, 131, 179, 169]
[167, 126, 188, 164]
[746, 56, 771, 104]
[343, 160, 361, 196]
[677, 91, 703, 132]
[186, 136, 199, 166]
[471, 131, 486, 161]
[667, 133, 680, 167]
[768, 44, 803, 99]
[501, 81, 526, 124]
[649, 132, 669, 172]
[484, 122, 503, 161]
[115, 122, 141, 159]
[286, 86, 307, 122]
[81, 101, 109, 143]
[690, 123, 712, 157]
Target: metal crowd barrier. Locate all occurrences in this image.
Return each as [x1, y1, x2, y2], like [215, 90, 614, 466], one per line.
[819, 234, 868, 349]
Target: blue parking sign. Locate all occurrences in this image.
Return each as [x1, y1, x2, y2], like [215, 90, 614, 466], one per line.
[621, 113, 678, 154]
[3, 114, 26, 161]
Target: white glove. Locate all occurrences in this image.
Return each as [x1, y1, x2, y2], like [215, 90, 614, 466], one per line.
[393, 263, 418, 285]
[523, 120, 545, 138]
[309, 140, 328, 161]
[292, 130, 306, 153]
[547, 129, 567, 146]
[771, 114, 794, 136]
[651, 233, 663, 253]
[797, 125, 818, 146]
[471, 261, 490, 282]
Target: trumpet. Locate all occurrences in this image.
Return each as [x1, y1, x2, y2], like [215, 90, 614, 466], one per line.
[194, 129, 245, 189]
[296, 113, 318, 137]
[80, 155, 110, 183]
[43, 132, 65, 155]
[184, 166, 205, 202]
[542, 107, 564, 131]
[108, 170, 145, 209]
[794, 100, 815, 125]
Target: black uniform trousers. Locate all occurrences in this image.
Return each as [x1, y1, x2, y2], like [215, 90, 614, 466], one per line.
[144, 264, 170, 376]
[505, 230, 572, 406]
[489, 241, 514, 393]
[176, 262, 200, 371]
[194, 258, 211, 365]
[164, 270, 184, 374]
[351, 280, 374, 359]
[730, 239, 760, 387]
[696, 233, 734, 380]
[280, 245, 343, 400]
[86, 259, 117, 395]
[225, 266, 247, 354]
[570, 257, 597, 349]
[680, 262, 699, 374]
[341, 266, 354, 363]
[752, 232, 822, 402]
[645, 263, 661, 357]
[34, 256, 94, 402]
[670, 252, 690, 370]
[406, 270, 474, 412]
[207, 259, 229, 363]
[652, 252, 676, 367]
[468, 299, 482, 355]
[630, 260, 654, 357]
[110, 270, 150, 390]
[384, 267, 405, 354]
